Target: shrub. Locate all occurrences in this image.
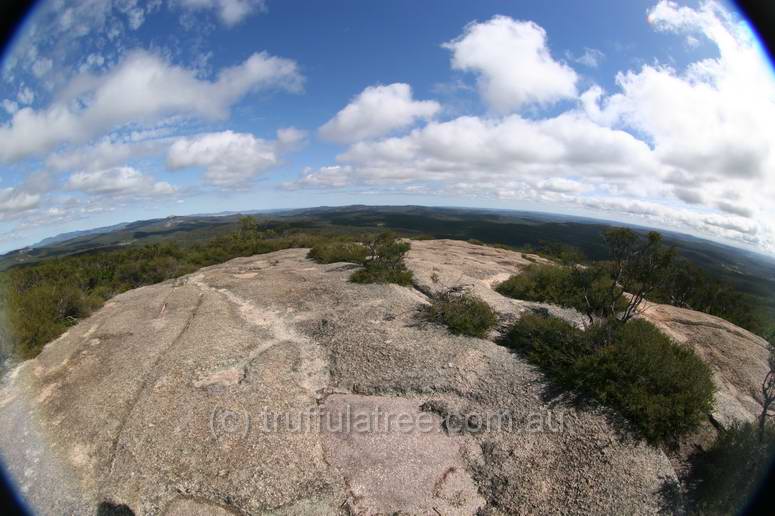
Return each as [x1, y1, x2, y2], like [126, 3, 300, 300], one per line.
[495, 264, 576, 305]
[499, 229, 676, 326]
[308, 241, 368, 264]
[504, 313, 591, 380]
[582, 319, 715, 442]
[349, 232, 413, 286]
[502, 314, 715, 444]
[426, 292, 497, 338]
[496, 264, 626, 326]
[350, 267, 413, 286]
[689, 422, 775, 515]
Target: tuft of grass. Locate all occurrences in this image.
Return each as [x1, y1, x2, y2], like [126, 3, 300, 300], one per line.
[426, 291, 497, 338]
[502, 313, 715, 444]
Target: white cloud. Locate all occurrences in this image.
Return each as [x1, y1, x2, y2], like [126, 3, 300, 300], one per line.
[571, 48, 605, 68]
[319, 83, 440, 144]
[17, 86, 34, 105]
[292, 3, 775, 254]
[47, 138, 168, 172]
[716, 199, 753, 218]
[538, 177, 590, 194]
[167, 129, 297, 188]
[0, 188, 40, 214]
[31, 58, 53, 78]
[276, 126, 308, 150]
[0, 50, 303, 162]
[66, 166, 175, 197]
[176, 0, 267, 26]
[673, 187, 703, 205]
[2, 100, 18, 115]
[285, 165, 354, 189]
[443, 15, 578, 112]
[334, 113, 657, 183]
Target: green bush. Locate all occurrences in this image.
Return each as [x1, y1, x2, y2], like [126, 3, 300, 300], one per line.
[502, 314, 715, 444]
[308, 241, 368, 264]
[426, 292, 497, 338]
[689, 422, 775, 515]
[349, 232, 413, 286]
[498, 263, 635, 327]
[496, 264, 575, 305]
[350, 267, 413, 286]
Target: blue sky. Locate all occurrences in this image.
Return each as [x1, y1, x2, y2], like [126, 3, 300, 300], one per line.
[0, 0, 774, 254]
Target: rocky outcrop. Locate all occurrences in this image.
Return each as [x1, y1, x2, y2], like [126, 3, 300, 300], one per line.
[1, 239, 765, 515]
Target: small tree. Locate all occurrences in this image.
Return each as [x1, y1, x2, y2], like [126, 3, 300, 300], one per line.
[350, 232, 413, 285]
[570, 266, 627, 325]
[238, 216, 258, 239]
[602, 228, 675, 323]
[362, 231, 410, 272]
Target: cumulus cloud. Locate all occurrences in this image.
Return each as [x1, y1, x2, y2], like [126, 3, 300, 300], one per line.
[294, 4, 775, 254]
[444, 15, 578, 112]
[0, 50, 303, 162]
[176, 0, 267, 26]
[319, 84, 440, 144]
[285, 165, 354, 190]
[332, 113, 657, 183]
[539, 177, 590, 194]
[67, 166, 176, 197]
[47, 138, 169, 173]
[0, 188, 40, 214]
[167, 129, 299, 188]
[586, 1, 775, 186]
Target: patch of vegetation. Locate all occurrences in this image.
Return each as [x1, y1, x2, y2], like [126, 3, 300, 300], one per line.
[516, 241, 586, 265]
[688, 421, 775, 515]
[497, 227, 770, 337]
[651, 256, 765, 335]
[349, 232, 413, 286]
[502, 313, 714, 444]
[496, 263, 578, 306]
[499, 229, 677, 328]
[307, 240, 367, 264]
[425, 290, 497, 338]
[687, 339, 775, 514]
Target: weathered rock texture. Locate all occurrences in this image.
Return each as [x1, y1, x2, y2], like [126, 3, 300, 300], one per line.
[0, 239, 767, 515]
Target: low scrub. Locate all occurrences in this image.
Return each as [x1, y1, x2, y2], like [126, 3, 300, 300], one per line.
[426, 291, 497, 338]
[350, 267, 413, 286]
[499, 229, 676, 327]
[502, 314, 714, 444]
[307, 241, 367, 264]
[349, 232, 413, 286]
[689, 421, 775, 515]
[496, 264, 576, 306]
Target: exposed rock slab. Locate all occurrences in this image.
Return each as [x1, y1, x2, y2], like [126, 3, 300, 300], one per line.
[405, 239, 586, 328]
[1, 242, 695, 515]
